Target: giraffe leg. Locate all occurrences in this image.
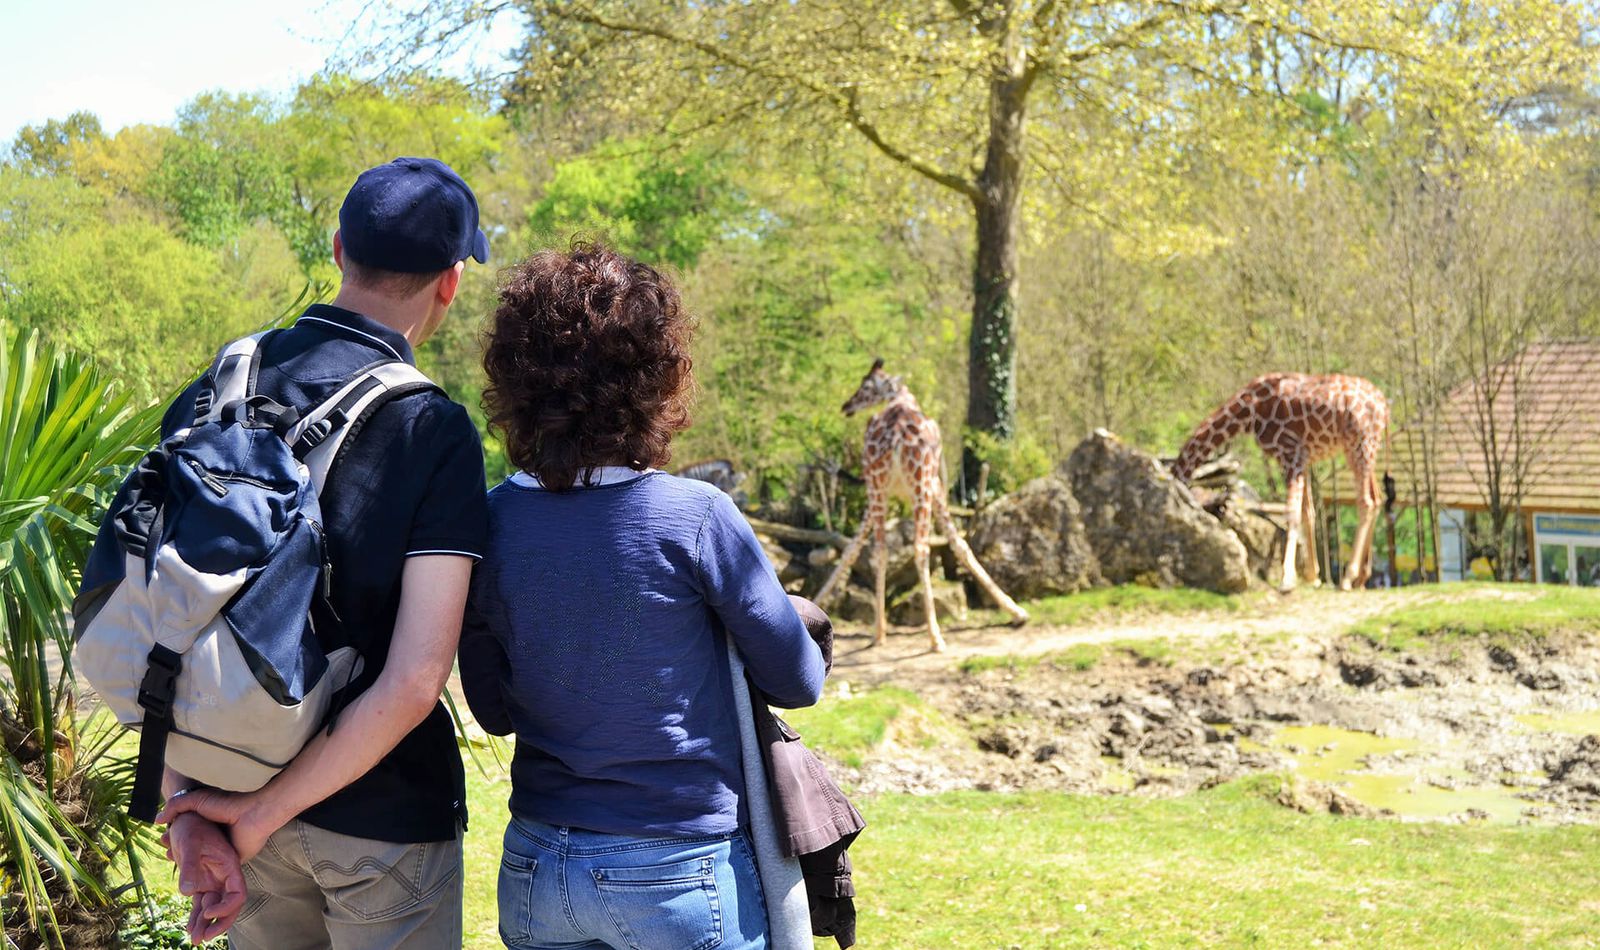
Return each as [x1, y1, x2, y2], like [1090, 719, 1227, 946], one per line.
[913, 496, 946, 653]
[872, 517, 888, 647]
[937, 501, 1029, 624]
[1280, 466, 1306, 593]
[1299, 477, 1321, 587]
[1345, 468, 1380, 591]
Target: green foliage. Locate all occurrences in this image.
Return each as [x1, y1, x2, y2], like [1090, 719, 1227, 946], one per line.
[0, 322, 165, 948]
[7, 113, 104, 175]
[0, 210, 284, 398]
[527, 140, 733, 270]
[961, 428, 1052, 498]
[116, 895, 228, 949]
[157, 94, 291, 248]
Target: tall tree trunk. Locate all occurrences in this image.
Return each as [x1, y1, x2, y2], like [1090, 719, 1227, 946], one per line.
[961, 23, 1028, 492]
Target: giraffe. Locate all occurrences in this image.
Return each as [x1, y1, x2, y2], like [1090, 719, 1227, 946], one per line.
[815, 359, 1029, 652]
[1172, 373, 1390, 592]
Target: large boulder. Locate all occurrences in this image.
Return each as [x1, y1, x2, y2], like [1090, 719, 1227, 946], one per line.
[1216, 501, 1283, 582]
[1064, 430, 1251, 594]
[968, 475, 1102, 599]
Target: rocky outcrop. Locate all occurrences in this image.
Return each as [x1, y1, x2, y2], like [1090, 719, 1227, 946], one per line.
[968, 475, 1101, 599]
[1064, 430, 1251, 594]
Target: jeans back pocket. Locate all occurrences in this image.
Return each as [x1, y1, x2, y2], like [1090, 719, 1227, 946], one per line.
[498, 851, 538, 946]
[593, 854, 723, 950]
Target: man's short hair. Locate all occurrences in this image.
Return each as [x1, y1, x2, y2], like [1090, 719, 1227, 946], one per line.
[342, 257, 453, 299]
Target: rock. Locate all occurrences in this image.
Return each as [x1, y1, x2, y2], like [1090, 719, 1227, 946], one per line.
[968, 475, 1102, 599]
[1547, 735, 1600, 798]
[757, 533, 791, 576]
[1215, 499, 1282, 582]
[756, 533, 810, 588]
[828, 586, 880, 625]
[1063, 430, 1251, 594]
[888, 577, 968, 626]
[847, 518, 922, 593]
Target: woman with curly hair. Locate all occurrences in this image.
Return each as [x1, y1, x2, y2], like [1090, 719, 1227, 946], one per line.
[459, 242, 825, 950]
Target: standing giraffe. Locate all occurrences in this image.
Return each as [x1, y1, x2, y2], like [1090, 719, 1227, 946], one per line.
[815, 359, 1028, 652]
[1172, 373, 1390, 592]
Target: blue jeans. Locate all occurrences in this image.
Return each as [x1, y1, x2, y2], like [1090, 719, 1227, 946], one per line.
[497, 817, 770, 950]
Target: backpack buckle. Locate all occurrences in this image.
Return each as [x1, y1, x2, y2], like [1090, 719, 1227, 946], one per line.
[294, 409, 348, 458]
[137, 647, 182, 718]
[192, 389, 214, 422]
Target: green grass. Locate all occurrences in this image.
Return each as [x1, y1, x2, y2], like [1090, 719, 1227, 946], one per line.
[1018, 585, 1245, 627]
[846, 778, 1600, 948]
[134, 771, 1600, 949]
[958, 638, 1179, 676]
[1350, 583, 1600, 651]
[779, 685, 945, 768]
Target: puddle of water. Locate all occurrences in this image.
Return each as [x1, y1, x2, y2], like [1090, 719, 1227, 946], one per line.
[1267, 725, 1536, 824]
[1515, 711, 1600, 736]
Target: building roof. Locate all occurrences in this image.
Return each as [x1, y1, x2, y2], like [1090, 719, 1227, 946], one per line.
[1383, 339, 1600, 513]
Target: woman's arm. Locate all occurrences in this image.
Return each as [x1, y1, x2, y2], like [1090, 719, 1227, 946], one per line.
[696, 492, 826, 708]
[458, 564, 514, 736]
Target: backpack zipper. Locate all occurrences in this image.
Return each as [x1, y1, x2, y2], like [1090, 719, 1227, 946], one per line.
[308, 519, 333, 599]
[184, 459, 289, 496]
[185, 459, 230, 498]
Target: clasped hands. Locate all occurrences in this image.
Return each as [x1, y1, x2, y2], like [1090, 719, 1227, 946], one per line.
[156, 788, 277, 945]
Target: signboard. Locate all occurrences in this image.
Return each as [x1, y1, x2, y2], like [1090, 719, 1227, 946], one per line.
[1534, 514, 1600, 539]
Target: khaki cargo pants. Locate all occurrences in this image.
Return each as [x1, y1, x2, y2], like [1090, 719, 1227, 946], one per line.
[230, 820, 463, 950]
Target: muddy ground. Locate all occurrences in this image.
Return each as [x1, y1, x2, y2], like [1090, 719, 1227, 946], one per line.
[822, 590, 1600, 825]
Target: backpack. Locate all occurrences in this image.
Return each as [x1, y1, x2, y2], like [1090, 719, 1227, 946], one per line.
[72, 330, 440, 821]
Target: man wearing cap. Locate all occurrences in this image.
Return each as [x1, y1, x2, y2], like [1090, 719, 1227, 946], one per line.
[153, 158, 492, 949]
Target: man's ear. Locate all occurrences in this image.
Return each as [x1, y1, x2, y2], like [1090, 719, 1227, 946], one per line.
[436, 261, 465, 307]
[332, 231, 346, 272]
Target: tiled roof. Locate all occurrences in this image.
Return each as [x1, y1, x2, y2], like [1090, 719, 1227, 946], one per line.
[1383, 340, 1600, 512]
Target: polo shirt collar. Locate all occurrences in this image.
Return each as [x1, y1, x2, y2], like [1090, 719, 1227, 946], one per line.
[295, 304, 416, 365]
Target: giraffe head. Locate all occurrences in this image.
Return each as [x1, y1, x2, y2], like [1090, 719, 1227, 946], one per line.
[842, 358, 903, 416]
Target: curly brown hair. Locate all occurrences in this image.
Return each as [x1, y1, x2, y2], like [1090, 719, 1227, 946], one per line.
[482, 242, 694, 491]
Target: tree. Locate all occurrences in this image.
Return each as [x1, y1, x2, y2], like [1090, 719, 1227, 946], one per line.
[412, 0, 1591, 484]
[526, 139, 734, 270]
[7, 113, 104, 175]
[0, 323, 164, 949]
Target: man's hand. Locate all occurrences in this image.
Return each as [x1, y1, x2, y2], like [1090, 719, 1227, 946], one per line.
[158, 789, 279, 866]
[163, 813, 248, 944]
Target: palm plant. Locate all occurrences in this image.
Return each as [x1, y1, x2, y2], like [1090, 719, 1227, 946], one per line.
[0, 321, 164, 949]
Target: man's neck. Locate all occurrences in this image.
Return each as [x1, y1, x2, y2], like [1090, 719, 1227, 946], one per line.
[329, 286, 432, 347]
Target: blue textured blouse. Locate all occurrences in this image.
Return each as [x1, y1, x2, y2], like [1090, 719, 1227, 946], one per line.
[458, 469, 826, 837]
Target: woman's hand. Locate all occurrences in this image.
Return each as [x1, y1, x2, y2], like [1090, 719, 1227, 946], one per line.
[157, 788, 282, 865]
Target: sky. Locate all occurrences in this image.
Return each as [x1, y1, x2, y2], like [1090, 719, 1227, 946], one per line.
[0, 0, 520, 142]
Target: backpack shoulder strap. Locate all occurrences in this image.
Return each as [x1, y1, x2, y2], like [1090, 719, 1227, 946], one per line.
[193, 331, 274, 425]
[286, 361, 442, 491]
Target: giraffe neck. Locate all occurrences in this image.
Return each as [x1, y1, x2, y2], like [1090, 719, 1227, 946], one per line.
[888, 388, 922, 415]
[1174, 396, 1252, 482]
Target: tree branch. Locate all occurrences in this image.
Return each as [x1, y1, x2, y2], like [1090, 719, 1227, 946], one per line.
[550, 4, 982, 201]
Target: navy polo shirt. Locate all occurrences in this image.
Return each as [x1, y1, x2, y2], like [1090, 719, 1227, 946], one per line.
[157, 304, 489, 843]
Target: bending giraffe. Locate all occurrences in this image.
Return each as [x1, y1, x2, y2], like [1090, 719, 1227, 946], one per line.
[1172, 373, 1390, 592]
[816, 359, 1028, 652]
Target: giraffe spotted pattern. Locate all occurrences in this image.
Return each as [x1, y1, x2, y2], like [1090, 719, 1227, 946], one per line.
[1174, 373, 1390, 592]
[816, 359, 1028, 652]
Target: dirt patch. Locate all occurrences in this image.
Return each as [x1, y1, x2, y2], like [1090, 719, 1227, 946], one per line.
[824, 601, 1600, 824]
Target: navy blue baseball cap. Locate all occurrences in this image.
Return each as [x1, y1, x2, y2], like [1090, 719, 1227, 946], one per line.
[338, 157, 490, 273]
